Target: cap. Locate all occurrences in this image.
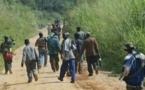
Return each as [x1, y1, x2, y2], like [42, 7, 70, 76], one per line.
[4, 35, 9, 39]
[124, 42, 134, 50]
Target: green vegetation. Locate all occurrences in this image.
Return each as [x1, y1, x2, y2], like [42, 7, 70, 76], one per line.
[64, 0, 145, 72]
[1, 0, 144, 73]
[0, 1, 37, 70]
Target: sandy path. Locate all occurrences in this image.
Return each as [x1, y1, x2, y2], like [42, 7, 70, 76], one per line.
[0, 27, 127, 90]
[0, 28, 82, 90]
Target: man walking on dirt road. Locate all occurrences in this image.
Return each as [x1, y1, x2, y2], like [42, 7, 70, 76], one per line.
[74, 33, 84, 74]
[81, 32, 101, 76]
[21, 39, 38, 83]
[58, 32, 76, 83]
[35, 32, 48, 70]
[47, 32, 61, 72]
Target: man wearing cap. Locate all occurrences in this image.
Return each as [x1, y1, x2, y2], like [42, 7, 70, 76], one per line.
[58, 32, 76, 83]
[121, 42, 145, 90]
[81, 32, 101, 76]
[0, 35, 15, 74]
[35, 32, 48, 70]
[21, 39, 38, 83]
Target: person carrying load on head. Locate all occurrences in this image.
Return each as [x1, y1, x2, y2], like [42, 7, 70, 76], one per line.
[0, 35, 15, 74]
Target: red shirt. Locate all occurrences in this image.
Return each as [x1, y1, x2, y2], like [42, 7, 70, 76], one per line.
[3, 53, 13, 60]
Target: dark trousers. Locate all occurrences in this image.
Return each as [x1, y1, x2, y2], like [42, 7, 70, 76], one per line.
[59, 59, 76, 81]
[4, 60, 12, 73]
[50, 54, 59, 72]
[126, 85, 143, 90]
[86, 55, 98, 74]
[75, 55, 84, 73]
[25, 61, 37, 81]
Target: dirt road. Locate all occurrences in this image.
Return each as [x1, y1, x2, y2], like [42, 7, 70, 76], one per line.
[0, 28, 126, 90]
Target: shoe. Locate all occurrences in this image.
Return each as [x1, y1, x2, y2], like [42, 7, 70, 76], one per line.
[34, 74, 38, 81]
[28, 80, 32, 83]
[95, 69, 98, 75]
[88, 74, 93, 76]
[44, 64, 47, 67]
[4, 72, 8, 74]
[53, 70, 56, 72]
[70, 81, 75, 83]
[58, 77, 63, 81]
[78, 71, 82, 74]
[9, 70, 13, 74]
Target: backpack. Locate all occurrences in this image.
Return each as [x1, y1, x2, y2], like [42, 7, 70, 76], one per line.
[123, 52, 145, 81]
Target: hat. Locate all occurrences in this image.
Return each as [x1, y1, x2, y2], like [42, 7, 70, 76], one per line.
[124, 42, 134, 50]
[4, 35, 9, 39]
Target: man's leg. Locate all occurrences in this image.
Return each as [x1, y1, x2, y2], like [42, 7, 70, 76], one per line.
[91, 56, 99, 75]
[31, 61, 38, 81]
[50, 55, 56, 72]
[86, 57, 93, 76]
[44, 51, 48, 67]
[55, 54, 59, 71]
[38, 52, 44, 69]
[4, 60, 8, 74]
[25, 62, 33, 83]
[78, 55, 84, 74]
[69, 59, 76, 83]
[58, 60, 68, 81]
[7, 60, 12, 74]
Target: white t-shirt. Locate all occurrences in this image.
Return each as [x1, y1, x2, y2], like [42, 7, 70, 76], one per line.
[63, 38, 76, 60]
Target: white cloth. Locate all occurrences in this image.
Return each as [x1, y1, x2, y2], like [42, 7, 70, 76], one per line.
[62, 38, 76, 60]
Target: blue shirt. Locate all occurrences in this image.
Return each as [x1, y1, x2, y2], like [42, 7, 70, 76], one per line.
[123, 51, 145, 86]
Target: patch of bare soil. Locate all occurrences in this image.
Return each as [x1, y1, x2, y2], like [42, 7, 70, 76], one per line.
[76, 62, 126, 90]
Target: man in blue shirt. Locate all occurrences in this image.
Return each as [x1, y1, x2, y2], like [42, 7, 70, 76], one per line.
[122, 42, 145, 90]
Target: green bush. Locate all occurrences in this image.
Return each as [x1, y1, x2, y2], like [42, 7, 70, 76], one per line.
[0, 2, 37, 70]
[64, 0, 145, 73]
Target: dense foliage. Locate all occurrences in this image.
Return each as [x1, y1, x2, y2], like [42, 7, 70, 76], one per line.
[0, 1, 37, 69]
[64, 0, 145, 72]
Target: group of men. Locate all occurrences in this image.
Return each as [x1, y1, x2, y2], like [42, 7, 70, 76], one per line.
[1, 22, 145, 90]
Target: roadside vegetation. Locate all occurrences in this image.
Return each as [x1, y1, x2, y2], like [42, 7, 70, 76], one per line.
[64, 0, 145, 72]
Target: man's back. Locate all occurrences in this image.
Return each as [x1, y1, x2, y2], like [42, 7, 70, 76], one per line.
[77, 31, 86, 41]
[47, 36, 60, 55]
[23, 45, 38, 62]
[35, 37, 47, 52]
[75, 39, 83, 54]
[83, 37, 99, 57]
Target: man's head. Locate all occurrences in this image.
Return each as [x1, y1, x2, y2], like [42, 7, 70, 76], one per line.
[86, 32, 91, 38]
[24, 39, 30, 45]
[39, 32, 43, 37]
[4, 35, 9, 41]
[76, 27, 81, 32]
[63, 32, 70, 40]
[124, 42, 135, 53]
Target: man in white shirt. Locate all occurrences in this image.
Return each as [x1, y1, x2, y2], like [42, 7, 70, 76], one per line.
[58, 32, 76, 83]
